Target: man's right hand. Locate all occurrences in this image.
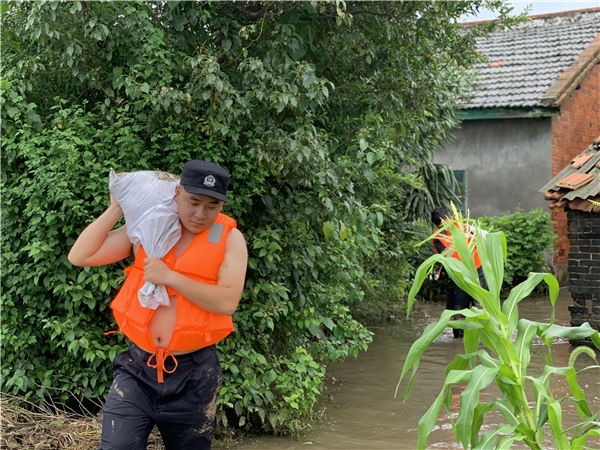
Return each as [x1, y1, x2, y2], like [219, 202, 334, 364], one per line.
[110, 194, 124, 218]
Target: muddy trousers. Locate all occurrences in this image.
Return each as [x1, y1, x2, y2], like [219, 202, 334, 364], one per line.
[100, 343, 222, 450]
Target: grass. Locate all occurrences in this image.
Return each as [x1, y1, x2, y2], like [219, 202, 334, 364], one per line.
[0, 394, 239, 449]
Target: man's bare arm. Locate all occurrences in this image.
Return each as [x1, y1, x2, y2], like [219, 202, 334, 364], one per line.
[142, 228, 248, 316]
[68, 196, 133, 267]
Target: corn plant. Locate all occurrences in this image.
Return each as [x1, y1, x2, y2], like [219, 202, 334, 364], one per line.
[398, 216, 600, 450]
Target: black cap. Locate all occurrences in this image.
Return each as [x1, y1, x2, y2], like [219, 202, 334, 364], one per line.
[180, 160, 230, 202]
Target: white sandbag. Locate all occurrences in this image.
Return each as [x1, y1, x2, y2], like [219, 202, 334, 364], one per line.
[109, 169, 181, 310]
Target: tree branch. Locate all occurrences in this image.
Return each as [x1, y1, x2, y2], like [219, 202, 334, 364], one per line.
[236, 1, 277, 21]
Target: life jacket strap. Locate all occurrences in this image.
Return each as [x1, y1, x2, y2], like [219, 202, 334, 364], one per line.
[147, 347, 178, 383]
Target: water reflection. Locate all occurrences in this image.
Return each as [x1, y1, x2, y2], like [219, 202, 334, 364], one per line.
[231, 289, 600, 449]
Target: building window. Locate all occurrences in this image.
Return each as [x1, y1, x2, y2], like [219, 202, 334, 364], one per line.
[453, 169, 467, 216]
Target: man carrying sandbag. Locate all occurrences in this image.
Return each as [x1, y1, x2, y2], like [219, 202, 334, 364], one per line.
[69, 160, 248, 450]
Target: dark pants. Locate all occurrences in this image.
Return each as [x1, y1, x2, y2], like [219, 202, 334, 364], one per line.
[446, 267, 488, 311]
[447, 267, 488, 337]
[100, 343, 222, 450]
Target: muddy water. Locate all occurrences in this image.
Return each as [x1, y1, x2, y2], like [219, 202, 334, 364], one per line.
[233, 289, 600, 449]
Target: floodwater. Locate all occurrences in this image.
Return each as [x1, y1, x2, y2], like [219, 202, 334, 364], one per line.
[232, 288, 600, 450]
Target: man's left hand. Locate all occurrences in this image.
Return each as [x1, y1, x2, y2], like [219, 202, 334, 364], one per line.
[143, 257, 173, 286]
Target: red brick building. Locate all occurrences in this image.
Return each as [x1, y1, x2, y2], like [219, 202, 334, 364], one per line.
[547, 56, 600, 267]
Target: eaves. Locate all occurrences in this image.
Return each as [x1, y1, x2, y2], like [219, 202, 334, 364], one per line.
[457, 106, 560, 120]
[540, 32, 600, 107]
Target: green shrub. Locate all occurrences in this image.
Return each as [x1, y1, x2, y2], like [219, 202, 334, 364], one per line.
[481, 208, 556, 289]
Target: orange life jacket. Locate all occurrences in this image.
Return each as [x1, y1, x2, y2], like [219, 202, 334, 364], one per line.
[432, 223, 482, 269]
[111, 212, 236, 382]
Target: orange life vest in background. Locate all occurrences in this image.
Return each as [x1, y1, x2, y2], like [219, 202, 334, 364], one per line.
[432, 223, 482, 269]
[111, 213, 236, 381]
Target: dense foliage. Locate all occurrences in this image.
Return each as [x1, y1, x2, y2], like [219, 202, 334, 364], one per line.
[481, 208, 556, 289]
[1, 0, 523, 434]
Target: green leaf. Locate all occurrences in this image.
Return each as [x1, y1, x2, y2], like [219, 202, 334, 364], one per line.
[475, 230, 504, 303]
[502, 273, 557, 336]
[361, 163, 374, 182]
[6, 106, 19, 118]
[282, 11, 300, 24]
[494, 396, 520, 427]
[397, 309, 454, 397]
[548, 402, 570, 450]
[473, 424, 517, 450]
[140, 83, 150, 93]
[471, 402, 494, 449]
[571, 428, 600, 450]
[456, 365, 499, 448]
[536, 401, 549, 432]
[542, 322, 600, 349]
[417, 387, 446, 450]
[514, 319, 538, 376]
[173, 15, 187, 32]
[496, 432, 525, 450]
[322, 221, 335, 240]
[65, 330, 75, 342]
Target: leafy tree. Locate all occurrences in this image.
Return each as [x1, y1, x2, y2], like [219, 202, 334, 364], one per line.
[1, 0, 524, 434]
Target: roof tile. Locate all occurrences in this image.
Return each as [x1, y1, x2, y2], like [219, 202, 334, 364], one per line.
[460, 17, 600, 109]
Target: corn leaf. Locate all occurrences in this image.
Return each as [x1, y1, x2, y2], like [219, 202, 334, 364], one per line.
[403, 360, 420, 402]
[445, 354, 471, 376]
[571, 429, 600, 450]
[535, 401, 549, 432]
[502, 273, 558, 336]
[470, 402, 494, 449]
[564, 366, 592, 418]
[397, 309, 455, 396]
[514, 319, 539, 377]
[449, 320, 484, 331]
[472, 424, 517, 450]
[445, 369, 473, 385]
[464, 325, 479, 368]
[541, 323, 600, 350]
[495, 396, 520, 427]
[449, 224, 478, 281]
[478, 321, 520, 367]
[496, 432, 525, 450]
[456, 365, 499, 449]
[406, 253, 445, 315]
[476, 230, 504, 305]
[548, 402, 570, 450]
[417, 387, 447, 450]
[441, 256, 506, 326]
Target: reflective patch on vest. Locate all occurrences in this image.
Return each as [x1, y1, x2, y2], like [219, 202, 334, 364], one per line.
[207, 223, 224, 244]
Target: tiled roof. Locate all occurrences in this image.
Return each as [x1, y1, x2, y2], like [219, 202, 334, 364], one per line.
[460, 16, 600, 109]
[539, 136, 600, 212]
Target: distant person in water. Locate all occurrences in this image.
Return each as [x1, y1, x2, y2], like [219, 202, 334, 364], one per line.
[431, 207, 487, 338]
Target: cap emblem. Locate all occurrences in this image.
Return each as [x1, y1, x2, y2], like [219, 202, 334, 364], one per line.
[204, 175, 216, 187]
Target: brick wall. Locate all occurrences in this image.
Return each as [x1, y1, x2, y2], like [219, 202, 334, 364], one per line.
[551, 62, 600, 265]
[567, 209, 600, 337]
